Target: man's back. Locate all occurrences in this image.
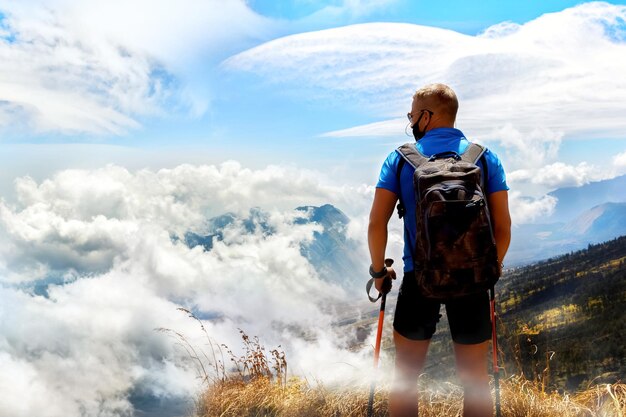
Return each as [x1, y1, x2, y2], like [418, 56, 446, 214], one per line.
[376, 127, 508, 272]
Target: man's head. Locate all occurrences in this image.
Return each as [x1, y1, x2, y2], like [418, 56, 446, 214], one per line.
[408, 83, 458, 140]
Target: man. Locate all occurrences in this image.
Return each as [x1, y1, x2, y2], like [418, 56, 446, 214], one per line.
[368, 83, 511, 417]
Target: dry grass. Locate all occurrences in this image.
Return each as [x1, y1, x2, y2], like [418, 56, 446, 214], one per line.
[158, 309, 625, 417]
[499, 376, 625, 417]
[195, 374, 626, 417]
[197, 377, 379, 417]
[191, 334, 625, 417]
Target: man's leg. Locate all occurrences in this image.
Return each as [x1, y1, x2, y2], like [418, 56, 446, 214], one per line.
[389, 329, 430, 417]
[453, 341, 493, 417]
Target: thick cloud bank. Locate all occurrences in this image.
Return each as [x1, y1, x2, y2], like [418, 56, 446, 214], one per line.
[0, 157, 612, 415]
[0, 162, 381, 417]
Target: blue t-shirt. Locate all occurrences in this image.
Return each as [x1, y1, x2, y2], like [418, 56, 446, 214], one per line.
[376, 127, 509, 272]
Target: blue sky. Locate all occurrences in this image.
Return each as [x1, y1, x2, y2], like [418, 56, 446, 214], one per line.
[1, 0, 626, 209]
[249, 0, 606, 32]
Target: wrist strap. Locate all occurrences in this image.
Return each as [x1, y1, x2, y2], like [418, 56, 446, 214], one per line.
[369, 264, 387, 278]
[366, 278, 382, 303]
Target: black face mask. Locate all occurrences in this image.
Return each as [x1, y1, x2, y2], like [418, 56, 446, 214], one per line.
[412, 112, 428, 141]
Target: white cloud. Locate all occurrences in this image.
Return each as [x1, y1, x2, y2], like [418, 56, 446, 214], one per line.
[478, 21, 522, 38]
[0, 161, 373, 283]
[478, 125, 563, 171]
[227, 2, 626, 155]
[300, 0, 398, 22]
[225, 21, 469, 110]
[506, 148, 626, 191]
[0, 280, 200, 417]
[613, 150, 626, 169]
[0, 0, 272, 133]
[508, 191, 557, 224]
[0, 161, 382, 416]
[508, 161, 611, 189]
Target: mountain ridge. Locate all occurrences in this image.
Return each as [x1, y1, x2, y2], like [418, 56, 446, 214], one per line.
[547, 174, 626, 222]
[562, 202, 626, 236]
[509, 200, 626, 266]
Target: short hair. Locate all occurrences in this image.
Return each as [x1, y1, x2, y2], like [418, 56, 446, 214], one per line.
[413, 83, 459, 122]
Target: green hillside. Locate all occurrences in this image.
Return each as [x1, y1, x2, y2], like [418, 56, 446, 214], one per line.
[497, 235, 626, 391]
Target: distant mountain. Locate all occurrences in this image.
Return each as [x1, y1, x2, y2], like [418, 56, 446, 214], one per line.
[180, 204, 366, 290]
[295, 205, 365, 289]
[503, 175, 626, 266]
[562, 202, 626, 239]
[295, 204, 349, 227]
[508, 202, 626, 266]
[182, 208, 275, 252]
[547, 174, 626, 222]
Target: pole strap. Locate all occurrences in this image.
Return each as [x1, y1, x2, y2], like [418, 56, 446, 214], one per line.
[366, 278, 382, 303]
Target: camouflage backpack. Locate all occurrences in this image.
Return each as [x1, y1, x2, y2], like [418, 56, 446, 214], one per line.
[396, 142, 500, 299]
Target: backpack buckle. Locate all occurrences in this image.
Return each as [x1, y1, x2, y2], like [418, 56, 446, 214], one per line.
[465, 198, 485, 208]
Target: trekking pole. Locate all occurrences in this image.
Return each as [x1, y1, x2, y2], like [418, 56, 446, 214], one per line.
[489, 286, 502, 417]
[366, 258, 394, 417]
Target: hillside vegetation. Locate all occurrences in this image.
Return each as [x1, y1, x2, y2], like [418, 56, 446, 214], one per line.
[497, 235, 626, 391]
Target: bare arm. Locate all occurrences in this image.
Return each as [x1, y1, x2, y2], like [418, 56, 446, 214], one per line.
[368, 188, 398, 272]
[487, 190, 512, 266]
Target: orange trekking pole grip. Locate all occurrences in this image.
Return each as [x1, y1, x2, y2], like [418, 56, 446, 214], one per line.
[366, 258, 394, 417]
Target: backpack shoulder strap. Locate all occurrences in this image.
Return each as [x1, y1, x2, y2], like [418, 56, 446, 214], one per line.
[395, 156, 407, 219]
[460, 142, 486, 164]
[480, 153, 489, 191]
[394, 147, 416, 257]
[462, 142, 490, 191]
[397, 143, 429, 169]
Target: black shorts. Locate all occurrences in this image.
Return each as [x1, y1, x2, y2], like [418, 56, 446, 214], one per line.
[393, 271, 492, 344]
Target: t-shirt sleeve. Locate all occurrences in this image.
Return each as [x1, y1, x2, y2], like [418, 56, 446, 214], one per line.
[484, 148, 509, 194]
[376, 150, 400, 195]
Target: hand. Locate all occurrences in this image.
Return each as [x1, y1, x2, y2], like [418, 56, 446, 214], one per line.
[374, 266, 396, 294]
